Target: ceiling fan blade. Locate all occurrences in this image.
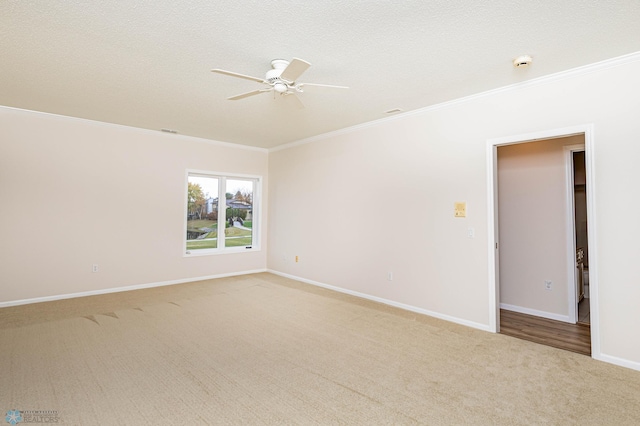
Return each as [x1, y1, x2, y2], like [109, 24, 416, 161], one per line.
[298, 83, 349, 90]
[280, 58, 311, 82]
[228, 88, 272, 100]
[211, 69, 265, 83]
[283, 93, 305, 109]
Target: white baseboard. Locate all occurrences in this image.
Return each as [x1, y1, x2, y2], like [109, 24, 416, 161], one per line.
[0, 269, 267, 308]
[500, 303, 571, 323]
[595, 352, 640, 372]
[267, 269, 492, 332]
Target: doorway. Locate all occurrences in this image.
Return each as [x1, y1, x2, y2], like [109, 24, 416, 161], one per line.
[486, 125, 599, 358]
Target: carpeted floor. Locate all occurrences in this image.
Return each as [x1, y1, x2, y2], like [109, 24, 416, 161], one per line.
[1, 272, 639, 425]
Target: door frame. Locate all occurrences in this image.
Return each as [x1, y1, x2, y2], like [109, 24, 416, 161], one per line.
[486, 124, 600, 358]
[564, 144, 586, 324]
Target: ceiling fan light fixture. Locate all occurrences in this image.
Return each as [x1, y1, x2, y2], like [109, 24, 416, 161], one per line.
[273, 82, 288, 93]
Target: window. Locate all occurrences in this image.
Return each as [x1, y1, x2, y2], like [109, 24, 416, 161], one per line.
[185, 171, 260, 255]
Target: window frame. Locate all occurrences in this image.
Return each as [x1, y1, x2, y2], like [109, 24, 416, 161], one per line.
[184, 169, 261, 257]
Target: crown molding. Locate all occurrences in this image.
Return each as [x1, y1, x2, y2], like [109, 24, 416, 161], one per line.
[270, 50, 640, 153]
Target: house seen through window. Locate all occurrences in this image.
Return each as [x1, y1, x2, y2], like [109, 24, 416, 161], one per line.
[186, 172, 258, 254]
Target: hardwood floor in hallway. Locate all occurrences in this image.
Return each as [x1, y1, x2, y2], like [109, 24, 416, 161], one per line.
[499, 309, 591, 356]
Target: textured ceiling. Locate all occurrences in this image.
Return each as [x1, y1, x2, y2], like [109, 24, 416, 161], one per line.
[2, 1, 640, 149]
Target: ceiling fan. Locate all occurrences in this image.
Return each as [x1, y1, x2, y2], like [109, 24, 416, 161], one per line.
[211, 58, 347, 108]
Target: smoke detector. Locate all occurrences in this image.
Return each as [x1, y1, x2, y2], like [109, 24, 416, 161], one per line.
[513, 55, 533, 68]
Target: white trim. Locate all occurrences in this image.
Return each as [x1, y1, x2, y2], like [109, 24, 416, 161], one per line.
[500, 303, 571, 323]
[486, 142, 499, 332]
[268, 269, 493, 332]
[563, 144, 585, 324]
[583, 128, 600, 357]
[270, 51, 640, 153]
[486, 124, 600, 358]
[187, 169, 264, 180]
[0, 269, 267, 309]
[4, 52, 639, 153]
[0, 105, 268, 153]
[218, 177, 228, 249]
[184, 245, 259, 257]
[597, 353, 640, 372]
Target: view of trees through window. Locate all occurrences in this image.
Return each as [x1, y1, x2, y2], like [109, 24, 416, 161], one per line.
[186, 173, 255, 252]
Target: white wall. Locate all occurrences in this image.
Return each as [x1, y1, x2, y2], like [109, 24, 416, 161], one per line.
[0, 107, 268, 304]
[498, 136, 582, 320]
[268, 54, 640, 369]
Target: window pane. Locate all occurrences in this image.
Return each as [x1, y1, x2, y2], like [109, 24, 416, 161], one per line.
[187, 175, 219, 251]
[225, 179, 253, 248]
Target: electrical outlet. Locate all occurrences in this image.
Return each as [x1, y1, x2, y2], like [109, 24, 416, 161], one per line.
[387, 272, 393, 281]
[545, 280, 552, 290]
[92, 264, 99, 273]
[467, 227, 475, 238]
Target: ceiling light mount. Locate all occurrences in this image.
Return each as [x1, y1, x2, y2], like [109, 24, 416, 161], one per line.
[513, 55, 533, 68]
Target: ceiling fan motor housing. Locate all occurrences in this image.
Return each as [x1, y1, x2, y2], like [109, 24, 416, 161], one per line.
[266, 59, 292, 84]
[266, 60, 294, 93]
[266, 68, 284, 83]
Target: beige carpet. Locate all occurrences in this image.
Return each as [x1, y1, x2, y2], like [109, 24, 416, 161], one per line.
[1, 272, 639, 425]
